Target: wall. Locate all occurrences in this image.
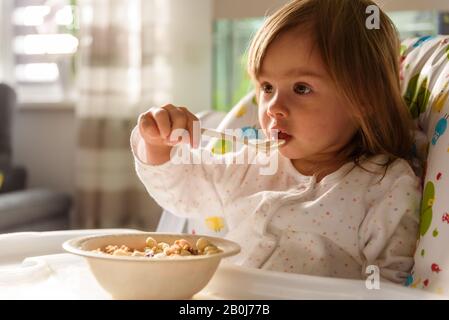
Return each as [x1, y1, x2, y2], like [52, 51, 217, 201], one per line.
[12, 109, 76, 196]
[168, 0, 213, 113]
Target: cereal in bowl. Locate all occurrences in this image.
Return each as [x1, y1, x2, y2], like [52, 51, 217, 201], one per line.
[92, 236, 222, 258]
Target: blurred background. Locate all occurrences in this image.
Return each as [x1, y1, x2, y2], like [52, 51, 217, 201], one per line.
[0, 0, 448, 233]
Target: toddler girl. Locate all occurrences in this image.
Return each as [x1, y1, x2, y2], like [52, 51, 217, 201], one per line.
[131, 0, 421, 284]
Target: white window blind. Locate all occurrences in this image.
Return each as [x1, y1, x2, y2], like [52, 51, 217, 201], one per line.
[12, 0, 79, 104]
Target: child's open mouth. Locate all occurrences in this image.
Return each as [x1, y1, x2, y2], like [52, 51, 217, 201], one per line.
[278, 132, 292, 142]
[270, 130, 292, 145]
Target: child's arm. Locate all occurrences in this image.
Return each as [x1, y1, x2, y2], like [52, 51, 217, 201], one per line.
[358, 160, 421, 284]
[131, 105, 253, 220]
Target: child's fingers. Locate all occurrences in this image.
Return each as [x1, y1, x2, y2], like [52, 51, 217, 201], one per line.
[138, 111, 160, 140]
[163, 105, 188, 144]
[139, 104, 198, 148]
[183, 108, 200, 148]
[152, 106, 172, 139]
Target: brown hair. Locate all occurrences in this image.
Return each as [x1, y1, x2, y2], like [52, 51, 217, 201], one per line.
[247, 0, 415, 175]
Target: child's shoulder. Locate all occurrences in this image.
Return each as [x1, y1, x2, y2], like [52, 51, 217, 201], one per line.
[355, 154, 420, 188]
[353, 154, 422, 209]
[360, 154, 416, 176]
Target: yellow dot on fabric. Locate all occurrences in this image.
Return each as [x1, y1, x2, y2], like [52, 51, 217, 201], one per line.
[205, 216, 225, 232]
[433, 90, 449, 113]
[0, 172, 4, 189]
[235, 105, 247, 118]
[211, 139, 232, 154]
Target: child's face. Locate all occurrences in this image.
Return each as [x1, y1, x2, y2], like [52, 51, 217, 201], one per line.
[257, 29, 358, 163]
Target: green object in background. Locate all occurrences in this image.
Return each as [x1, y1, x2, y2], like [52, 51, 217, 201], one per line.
[420, 181, 435, 237]
[403, 74, 431, 119]
[400, 44, 408, 56]
[212, 19, 262, 112]
[0, 172, 4, 190]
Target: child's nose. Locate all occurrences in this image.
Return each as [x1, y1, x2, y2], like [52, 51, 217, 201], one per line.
[267, 99, 288, 119]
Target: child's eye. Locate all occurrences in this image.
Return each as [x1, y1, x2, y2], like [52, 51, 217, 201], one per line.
[293, 83, 312, 95]
[261, 83, 273, 94]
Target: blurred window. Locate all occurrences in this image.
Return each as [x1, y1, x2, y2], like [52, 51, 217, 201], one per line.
[12, 0, 79, 105]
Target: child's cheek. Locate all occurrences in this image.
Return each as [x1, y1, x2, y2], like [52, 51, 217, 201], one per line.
[258, 108, 269, 130]
[297, 123, 320, 142]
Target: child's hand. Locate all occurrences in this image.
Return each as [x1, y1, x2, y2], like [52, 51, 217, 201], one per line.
[138, 104, 200, 149]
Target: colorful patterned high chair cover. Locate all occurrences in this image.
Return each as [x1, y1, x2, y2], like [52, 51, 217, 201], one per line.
[400, 35, 449, 296]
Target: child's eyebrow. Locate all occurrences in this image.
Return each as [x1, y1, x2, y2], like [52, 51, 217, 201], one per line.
[284, 67, 325, 79]
[259, 67, 326, 80]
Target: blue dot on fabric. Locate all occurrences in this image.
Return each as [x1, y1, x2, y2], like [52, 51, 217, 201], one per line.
[241, 126, 259, 139]
[405, 274, 414, 287]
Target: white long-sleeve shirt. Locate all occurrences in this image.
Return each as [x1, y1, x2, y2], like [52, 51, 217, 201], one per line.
[131, 128, 421, 284]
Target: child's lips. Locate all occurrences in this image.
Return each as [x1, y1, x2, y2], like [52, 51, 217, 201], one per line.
[278, 132, 292, 143]
[269, 128, 292, 144]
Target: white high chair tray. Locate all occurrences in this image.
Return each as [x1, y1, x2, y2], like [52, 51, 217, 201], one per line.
[0, 230, 445, 300]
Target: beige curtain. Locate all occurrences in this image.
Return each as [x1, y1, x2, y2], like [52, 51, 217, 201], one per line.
[73, 0, 169, 230]
[74, 0, 212, 230]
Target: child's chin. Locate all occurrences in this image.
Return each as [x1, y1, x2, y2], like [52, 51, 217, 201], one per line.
[278, 146, 301, 159]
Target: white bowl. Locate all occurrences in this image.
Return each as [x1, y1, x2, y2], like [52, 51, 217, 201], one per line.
[62, 232, 240, 299]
